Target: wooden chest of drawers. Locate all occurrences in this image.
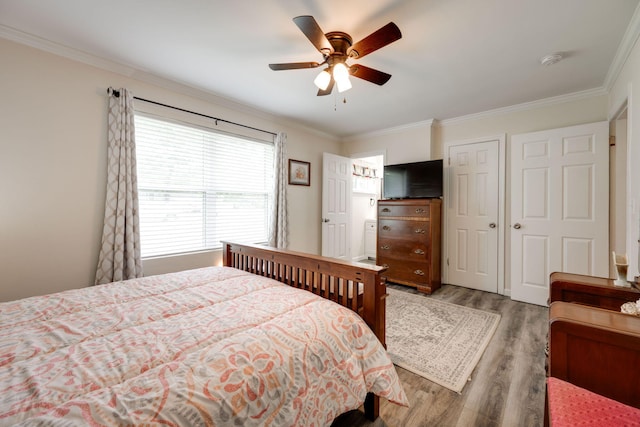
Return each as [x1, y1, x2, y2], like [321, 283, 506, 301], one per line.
[376, 198, 442, 294]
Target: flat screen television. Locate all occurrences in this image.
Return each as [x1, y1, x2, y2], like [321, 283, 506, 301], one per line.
[383, 159, 443, 199]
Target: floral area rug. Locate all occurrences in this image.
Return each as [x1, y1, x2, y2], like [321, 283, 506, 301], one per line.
[386, 287, 501, 393]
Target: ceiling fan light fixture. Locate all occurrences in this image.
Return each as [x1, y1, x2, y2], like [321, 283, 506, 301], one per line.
[333, 62, 352, 92]
[314, 69, 331, 90]
[336, 76, 352, 93]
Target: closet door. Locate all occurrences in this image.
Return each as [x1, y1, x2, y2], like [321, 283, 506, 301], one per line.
[510, 121, 609, 306]
[446, 139, 500, 293]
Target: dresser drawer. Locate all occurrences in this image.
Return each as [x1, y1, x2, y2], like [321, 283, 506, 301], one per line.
[378, 202, 430, 218]
[379, 219, 430, 240]
[377, 258, 431, 286]
[377, 238, 430, 261]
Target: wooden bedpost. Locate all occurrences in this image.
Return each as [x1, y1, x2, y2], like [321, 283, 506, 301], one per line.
[359, 269, 387, 349]
[223, 241, 231, 267]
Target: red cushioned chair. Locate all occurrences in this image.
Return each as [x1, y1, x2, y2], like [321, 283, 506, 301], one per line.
[547, 377, 640, 426]
[546, 272, 640, 426]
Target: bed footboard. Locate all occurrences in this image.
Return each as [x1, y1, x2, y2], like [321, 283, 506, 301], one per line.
[223, 241, 388, 420]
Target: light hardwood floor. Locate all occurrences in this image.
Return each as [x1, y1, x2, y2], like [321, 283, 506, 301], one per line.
[331, 283, 549, 427]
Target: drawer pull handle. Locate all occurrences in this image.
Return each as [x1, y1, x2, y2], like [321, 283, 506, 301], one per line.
[382, 225, 391, 231]
[414, 269, 425, 276]
[415, 208, 425, 213]
[414, 249, 425, 255]
[382, 208, 391, 213]
[414, 228, 425, 234]
[381, 245, 390, 250]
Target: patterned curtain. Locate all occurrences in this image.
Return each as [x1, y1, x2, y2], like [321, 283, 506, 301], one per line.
[268, 132, 288, 248]
[95, 88, 143, 284]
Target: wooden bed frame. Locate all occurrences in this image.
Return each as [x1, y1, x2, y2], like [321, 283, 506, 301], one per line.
[547, 272, 640, 409]
[222, 241, 388, 420]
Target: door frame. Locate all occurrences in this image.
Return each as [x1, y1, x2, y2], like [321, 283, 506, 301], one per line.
[443, 134, 507, 295]
[609, 102, 628, 277]
[349, 149, 386, 261]
[608, 87, 637, 281]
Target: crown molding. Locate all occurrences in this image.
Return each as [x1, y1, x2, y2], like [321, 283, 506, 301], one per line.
[343, 86, 607, 137]
[342, 119, 435, 142]
[604, 3, 640, 90]
[129, 70, 337, 140]
[435, 87, 608, 127]
[0, 24, 138, 76]
[0, 24, 339, 142]
[2, 18, 626, 141]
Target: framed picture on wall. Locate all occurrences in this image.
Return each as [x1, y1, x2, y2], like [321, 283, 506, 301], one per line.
[288, 159, 310, 186]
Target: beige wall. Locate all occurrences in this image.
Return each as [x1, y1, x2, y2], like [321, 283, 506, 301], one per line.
[341, 93, 608, 164]
[437, 96, 609, 294]
[0, 38, 339, 302]
[609, 34, 640, 281]
[2, 31, 636, 302]
[342, 120, 433, 164]
[434, 94, 608, 158]
[338, 92, 609, 294]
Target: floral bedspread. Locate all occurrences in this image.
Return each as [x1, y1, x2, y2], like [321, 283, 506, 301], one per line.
[0, 267, 407, 426]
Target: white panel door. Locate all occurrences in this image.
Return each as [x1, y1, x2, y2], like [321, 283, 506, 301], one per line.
[510, 121, 609, 306]
[322, 152, 352, 259]
[447, 140, 500, 292]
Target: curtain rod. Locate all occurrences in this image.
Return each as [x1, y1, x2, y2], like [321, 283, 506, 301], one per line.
[108, 88, 277, 137]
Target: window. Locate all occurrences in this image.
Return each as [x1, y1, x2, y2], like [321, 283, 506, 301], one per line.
[134, 114, 274, 258]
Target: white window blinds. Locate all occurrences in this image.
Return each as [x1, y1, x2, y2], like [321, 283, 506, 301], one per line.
[134, 114, 274, 258]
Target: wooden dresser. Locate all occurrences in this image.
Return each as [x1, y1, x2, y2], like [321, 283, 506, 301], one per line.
[376, 198, 441, 294]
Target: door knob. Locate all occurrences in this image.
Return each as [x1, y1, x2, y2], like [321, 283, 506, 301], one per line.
[489, 223, 497, 229]
[322, 218, 330, 223]
[513, 223, 522, 229]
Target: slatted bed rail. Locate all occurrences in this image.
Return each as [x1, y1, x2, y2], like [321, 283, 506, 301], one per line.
[222, 241, 388, 420]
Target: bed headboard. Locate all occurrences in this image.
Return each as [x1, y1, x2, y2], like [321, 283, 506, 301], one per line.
[222, 241, 388, 347]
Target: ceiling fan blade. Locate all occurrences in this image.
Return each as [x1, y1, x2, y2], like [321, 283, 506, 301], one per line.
[293, 15, 333, 54]
[349, 64, 392, 85]
[269, 62, 321, 70]
[317, 77, 335, 96]
[348, 22, 402, 59]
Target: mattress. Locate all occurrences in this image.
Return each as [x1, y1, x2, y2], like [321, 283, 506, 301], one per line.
[0, 266, 407, 426]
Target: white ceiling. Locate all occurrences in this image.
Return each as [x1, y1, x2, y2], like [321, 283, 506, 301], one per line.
[1, 0, 639, 138]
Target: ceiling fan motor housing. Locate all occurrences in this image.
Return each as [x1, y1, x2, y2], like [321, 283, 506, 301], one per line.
[325, 31, 354, 60]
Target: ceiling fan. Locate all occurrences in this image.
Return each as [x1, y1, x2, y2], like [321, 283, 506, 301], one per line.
[269, 16, 402, 96]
